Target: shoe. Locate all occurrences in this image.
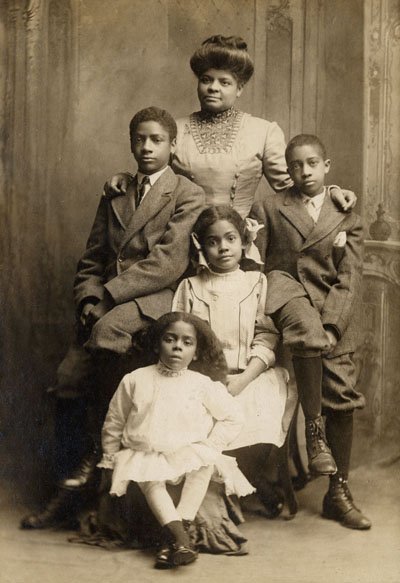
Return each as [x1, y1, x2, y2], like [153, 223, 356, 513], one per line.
[60, 445, 100, 490]
[322, 475, 372, 530]
[305, 416, 337, 475]
[162, 520, 198, 567]
[172, 545, 198, 566]
[154, 544, 174, 569]
[20, 489, 78, 530]
[256, 482, 284, 519]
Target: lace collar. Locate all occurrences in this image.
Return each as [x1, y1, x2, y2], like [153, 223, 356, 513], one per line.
[190, 107, 244, 154]
[156, 361, 187, 377]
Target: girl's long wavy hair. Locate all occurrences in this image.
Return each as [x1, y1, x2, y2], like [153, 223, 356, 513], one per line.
[138, 312, 228, 383]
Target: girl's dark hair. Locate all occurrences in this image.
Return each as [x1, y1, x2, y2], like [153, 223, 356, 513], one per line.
[192, 205, 246, 249]
[139, 312, 228, 383]
[190, 35, 254, 86]
[129, 106, 177, 150]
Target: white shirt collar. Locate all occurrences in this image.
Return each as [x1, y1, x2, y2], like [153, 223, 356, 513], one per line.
[300, 187, 326, 210]
[137, 165, 169, 187]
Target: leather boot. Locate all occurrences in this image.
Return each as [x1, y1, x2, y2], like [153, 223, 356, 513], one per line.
[60, 442, 100, 490]
[305, 416, 337, 475]
[20, 489, 79, 530]
[322, 475, 371, 530]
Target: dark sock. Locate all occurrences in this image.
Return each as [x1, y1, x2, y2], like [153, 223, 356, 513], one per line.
[164, 521, 190, 547]
[325, 410, 353, 478]
[292, 356, 322, 420]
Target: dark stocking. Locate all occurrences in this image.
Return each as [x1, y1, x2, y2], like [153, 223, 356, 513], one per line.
[325, 410, 353, 478]
[292, 356, 322, 419]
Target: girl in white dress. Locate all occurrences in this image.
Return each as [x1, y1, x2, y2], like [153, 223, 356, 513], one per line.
[98, 311, 253, 569]
[172, 206, 297, 509]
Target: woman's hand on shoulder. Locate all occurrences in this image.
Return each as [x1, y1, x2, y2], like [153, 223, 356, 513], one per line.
[330, 186, 357, 211]
[103, 172, 133, 197]
[226, 373, 248, 396]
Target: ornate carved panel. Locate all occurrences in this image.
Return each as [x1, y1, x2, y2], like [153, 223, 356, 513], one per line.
[356, 241, 400, 446]
[364, 0, 400, 240]
[255, 0, 324, 139]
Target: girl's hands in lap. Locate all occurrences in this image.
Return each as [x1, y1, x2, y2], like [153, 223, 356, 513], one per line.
[226, 373, 248, 396]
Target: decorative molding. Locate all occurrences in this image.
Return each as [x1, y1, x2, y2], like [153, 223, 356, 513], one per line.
[363, 0, 400, 241]
[266, 0, 292, 32]
[363, 240, 400, 286]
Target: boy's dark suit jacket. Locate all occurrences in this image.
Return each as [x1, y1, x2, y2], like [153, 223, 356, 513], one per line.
[73, 166, 205, 321]
[250, 187, 364, 357]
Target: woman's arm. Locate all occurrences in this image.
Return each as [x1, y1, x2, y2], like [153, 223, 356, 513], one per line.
[226, 356, 267, 396]
[329, 185, 357, 211]
[103, 172, 134, 196]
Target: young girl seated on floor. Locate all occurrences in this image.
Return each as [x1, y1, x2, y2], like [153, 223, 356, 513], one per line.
[173, 206, 296, 512]
[97, 311, 254, 570]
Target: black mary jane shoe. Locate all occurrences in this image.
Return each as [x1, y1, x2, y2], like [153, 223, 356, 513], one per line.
[172, 544, 198, 566]
[254, 481, 284, 519]
[154, 545, 174, 569]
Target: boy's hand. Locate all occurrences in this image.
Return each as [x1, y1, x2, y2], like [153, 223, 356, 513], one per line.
[323, 328, 338, 354]
[330, 186, 357, 211]
[86, 294, 115, 326]
[226, 373, 248, 396]
[103, 173, 132, 197]
[80, 302, 96, 327]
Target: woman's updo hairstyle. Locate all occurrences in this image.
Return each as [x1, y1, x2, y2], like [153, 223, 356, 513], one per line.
[190, 35, 254, 87]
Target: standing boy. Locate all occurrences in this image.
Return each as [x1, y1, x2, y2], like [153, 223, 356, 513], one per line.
[21, 106, 205, 529]
[251, 134, 371, 530]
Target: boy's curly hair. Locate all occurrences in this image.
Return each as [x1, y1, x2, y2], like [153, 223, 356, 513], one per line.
[138, 312, 228, 383]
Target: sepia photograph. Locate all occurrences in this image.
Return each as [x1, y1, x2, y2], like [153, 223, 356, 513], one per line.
[0, 1, 399, 582]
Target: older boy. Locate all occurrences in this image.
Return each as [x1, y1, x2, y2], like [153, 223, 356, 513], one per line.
[21, 107, 205, 529]
[251, 134, 371, 530]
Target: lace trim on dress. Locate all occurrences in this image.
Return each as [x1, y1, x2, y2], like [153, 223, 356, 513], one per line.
[156, 361, 187, 377]
[190, 108, 244, 154]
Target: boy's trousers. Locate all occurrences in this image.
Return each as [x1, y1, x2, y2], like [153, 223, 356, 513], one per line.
[271, 296, 365, 413]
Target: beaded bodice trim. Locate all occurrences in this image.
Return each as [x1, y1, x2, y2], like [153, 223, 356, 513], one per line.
[189, 108, 244, 154]
[156, 361, 187, 377]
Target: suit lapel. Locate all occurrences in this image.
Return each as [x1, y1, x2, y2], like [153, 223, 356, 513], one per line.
[279, 188, 315, 240]
[301, 193, 347, 250]
[121, 167, 178, 247]
[110, 177, 137, 229]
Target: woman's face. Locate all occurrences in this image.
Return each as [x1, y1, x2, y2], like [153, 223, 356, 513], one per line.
[197, 68, 243, 113]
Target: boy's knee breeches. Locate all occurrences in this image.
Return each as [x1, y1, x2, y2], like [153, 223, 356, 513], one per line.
[271, 297, 330, 357]
[84, 301, 149, 354]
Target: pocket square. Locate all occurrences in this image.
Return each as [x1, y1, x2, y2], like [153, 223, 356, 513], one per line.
[333, 231, 347, 247]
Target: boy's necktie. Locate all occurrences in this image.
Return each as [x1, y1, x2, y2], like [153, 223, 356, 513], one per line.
[136, 175, 150, 206]
[304, 198, 319, 223]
